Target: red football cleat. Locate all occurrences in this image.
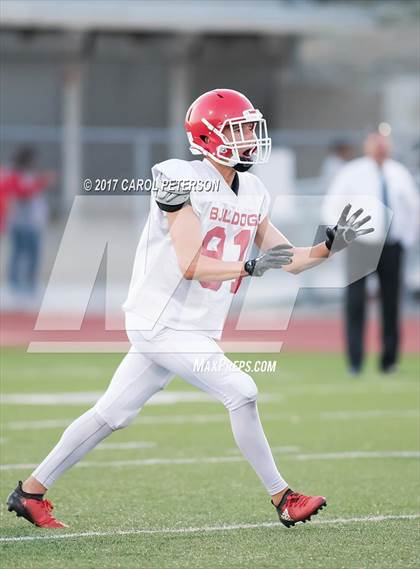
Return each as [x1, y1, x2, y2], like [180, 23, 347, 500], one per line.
[272, 488, 327, 528]
[7, 481, 69, 528]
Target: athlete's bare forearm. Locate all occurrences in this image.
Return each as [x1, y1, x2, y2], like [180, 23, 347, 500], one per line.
[255, 217, 330, 275]
[283, 242, 330, 275]
[184, 256, 247, 281]
[167, 207, 248, 282]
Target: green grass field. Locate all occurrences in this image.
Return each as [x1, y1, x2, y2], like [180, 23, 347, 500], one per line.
[0, 348, 419, 568]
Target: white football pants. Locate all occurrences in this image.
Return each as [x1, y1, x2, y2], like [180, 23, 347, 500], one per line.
[32, 314, 287, 496]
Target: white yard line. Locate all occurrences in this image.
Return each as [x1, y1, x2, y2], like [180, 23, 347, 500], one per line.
[281, 383, 418, 395]
[2, 380, 417, 407]
[0, 456, 243, 471]
[230, 445, 301, 454]
[96, 441, 156, 450]
[293, 450, 420, 460]
[1, 391, 280, 406]
[5, 419, 73, 430]
[1, 391, 218, 406]
[1, 514, 419, 543]
[4, 408, 418, 431]
[1, 450, 418, 471]
[319, 409, 419, 420]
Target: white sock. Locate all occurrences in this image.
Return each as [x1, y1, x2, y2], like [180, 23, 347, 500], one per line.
[229, 400, 288, 496]
[31, 408, 113, 489]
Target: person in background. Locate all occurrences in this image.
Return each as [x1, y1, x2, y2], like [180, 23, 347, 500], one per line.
[320, 139, 356, 186]
[6, 146, 56, 301]
[0, 165, 14, 234]
[324, 132, 419, 375]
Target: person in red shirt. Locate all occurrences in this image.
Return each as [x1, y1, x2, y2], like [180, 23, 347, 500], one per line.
[4, 146, 55, 297]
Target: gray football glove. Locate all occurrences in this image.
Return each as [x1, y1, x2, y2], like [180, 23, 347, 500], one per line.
[325, 203, 375, 252]
[244, 244, 294, 276]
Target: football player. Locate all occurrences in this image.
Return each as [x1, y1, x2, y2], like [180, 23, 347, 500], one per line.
[7, 89, 373, 529]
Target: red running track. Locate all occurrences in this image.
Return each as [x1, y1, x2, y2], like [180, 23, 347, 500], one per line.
[1, 311, 418, 353]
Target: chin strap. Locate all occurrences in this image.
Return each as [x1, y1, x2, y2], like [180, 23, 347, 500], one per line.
[233, 161, 254, 172]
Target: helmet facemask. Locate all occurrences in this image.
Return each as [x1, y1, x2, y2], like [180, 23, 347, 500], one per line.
[193, 108, 272, 169]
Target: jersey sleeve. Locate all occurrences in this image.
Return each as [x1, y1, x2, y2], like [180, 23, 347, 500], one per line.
[187, 187, 203, 217]
[259, 179, 271, 221]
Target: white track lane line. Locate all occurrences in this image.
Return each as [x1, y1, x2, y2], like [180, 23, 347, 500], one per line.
[1, 514, 419, 543]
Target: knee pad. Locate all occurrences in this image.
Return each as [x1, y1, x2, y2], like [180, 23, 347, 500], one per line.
[93, 404, 139, 431]
[225, 372, 258, 411]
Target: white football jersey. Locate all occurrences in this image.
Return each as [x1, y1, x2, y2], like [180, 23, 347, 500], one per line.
[123, 158, 270, 339]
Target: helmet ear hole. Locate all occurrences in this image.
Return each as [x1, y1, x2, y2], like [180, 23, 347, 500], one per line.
[200, 135, 209, 145]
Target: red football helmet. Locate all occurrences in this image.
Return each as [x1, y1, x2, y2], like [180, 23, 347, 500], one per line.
[185, 89, 271, 169]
